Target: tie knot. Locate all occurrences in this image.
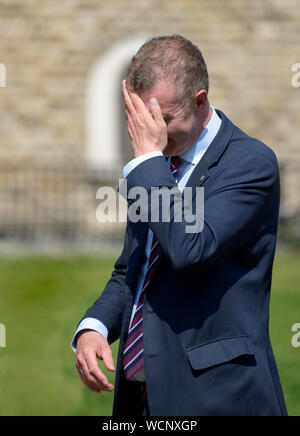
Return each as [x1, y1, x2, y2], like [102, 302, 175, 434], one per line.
[170, 156, 179, 180]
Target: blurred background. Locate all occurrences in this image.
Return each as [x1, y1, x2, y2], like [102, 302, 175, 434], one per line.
[0, 0, 299, 416]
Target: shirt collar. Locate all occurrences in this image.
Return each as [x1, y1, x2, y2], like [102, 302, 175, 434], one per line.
[178, 106, 222, 166]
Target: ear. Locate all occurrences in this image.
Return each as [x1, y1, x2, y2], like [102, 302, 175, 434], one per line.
[194, 89, 207, 110]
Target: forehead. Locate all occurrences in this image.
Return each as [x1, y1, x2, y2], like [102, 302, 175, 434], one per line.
[138, 78, 182, 113]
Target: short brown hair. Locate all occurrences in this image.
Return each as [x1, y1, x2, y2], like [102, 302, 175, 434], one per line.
[126, 35, 209, 110]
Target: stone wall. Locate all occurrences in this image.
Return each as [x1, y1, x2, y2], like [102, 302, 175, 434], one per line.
[0, 0, 299, 248]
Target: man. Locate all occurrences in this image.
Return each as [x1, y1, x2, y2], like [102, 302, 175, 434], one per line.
[72, 35, 288, 416]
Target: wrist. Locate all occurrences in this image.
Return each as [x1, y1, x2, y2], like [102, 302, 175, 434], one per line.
[133, 146, 162, 158]
[76, 329, 103, 345]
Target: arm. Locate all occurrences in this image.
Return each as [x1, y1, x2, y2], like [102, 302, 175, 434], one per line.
[72, 147, 155, 351]
[121, 80, 279, 274]
[74, 226, 130, 393]
[79, 237, 129, 345]
[125, 152, 279, 274]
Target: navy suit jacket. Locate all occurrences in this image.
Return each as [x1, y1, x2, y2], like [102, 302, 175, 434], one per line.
[81, 110, 288, 416]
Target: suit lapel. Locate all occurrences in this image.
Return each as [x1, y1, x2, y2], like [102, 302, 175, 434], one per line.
[185, 110, 234, 194]
[126, 221, 148, 292]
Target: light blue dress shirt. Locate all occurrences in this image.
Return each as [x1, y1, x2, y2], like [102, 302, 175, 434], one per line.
[71, 107, 222, 370]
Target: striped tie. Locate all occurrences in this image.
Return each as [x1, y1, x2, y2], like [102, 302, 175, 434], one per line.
[123, 156, 179, 379]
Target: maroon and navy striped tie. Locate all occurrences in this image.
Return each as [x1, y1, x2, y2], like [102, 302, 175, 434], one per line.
[123, 156, 179, 379]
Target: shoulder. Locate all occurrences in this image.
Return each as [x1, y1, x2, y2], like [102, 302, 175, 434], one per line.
[220, 115, 279, 177]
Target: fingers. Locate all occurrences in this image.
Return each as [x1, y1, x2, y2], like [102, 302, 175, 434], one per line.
[76, 355, 114, 392]
[123, 81, 164, 127]
[100, 345, 115, 373]
[122, 80, 136, 116]
[86, 350, 114, 391]
[149, 98, 165, 125]
[122, 80, 152, 124]
[76, 360, 101, 393]
[121, 79, 167, 156]
[76, 351, 114, 393]
[75, 332, 115, 393]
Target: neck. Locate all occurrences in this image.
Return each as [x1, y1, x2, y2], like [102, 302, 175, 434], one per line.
[196, 99, 212, 137]
[176, 100, 212, 156]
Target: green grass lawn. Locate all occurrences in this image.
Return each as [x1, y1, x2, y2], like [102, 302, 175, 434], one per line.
[0, 252, 299, 416]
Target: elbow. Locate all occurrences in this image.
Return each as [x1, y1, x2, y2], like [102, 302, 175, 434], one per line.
[171, 258, 189, 273]
[171, 256, 215, 275]
[170, 252, 202, 274]
[169, 245, 217, 275]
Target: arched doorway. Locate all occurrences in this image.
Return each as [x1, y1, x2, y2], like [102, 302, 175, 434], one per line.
[86, 35, 147, 181]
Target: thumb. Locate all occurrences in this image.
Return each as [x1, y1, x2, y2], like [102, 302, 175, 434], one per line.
[101, 345, 115, 372]
[150, 98, 164, 124]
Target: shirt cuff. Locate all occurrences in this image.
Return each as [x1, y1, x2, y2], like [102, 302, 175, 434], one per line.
[123, 151, 164, 178]
[71, 318, 108, 353]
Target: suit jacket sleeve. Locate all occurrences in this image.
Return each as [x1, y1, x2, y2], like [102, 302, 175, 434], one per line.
[125, 152, 279, 275]
[79, 226, 129, 344]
